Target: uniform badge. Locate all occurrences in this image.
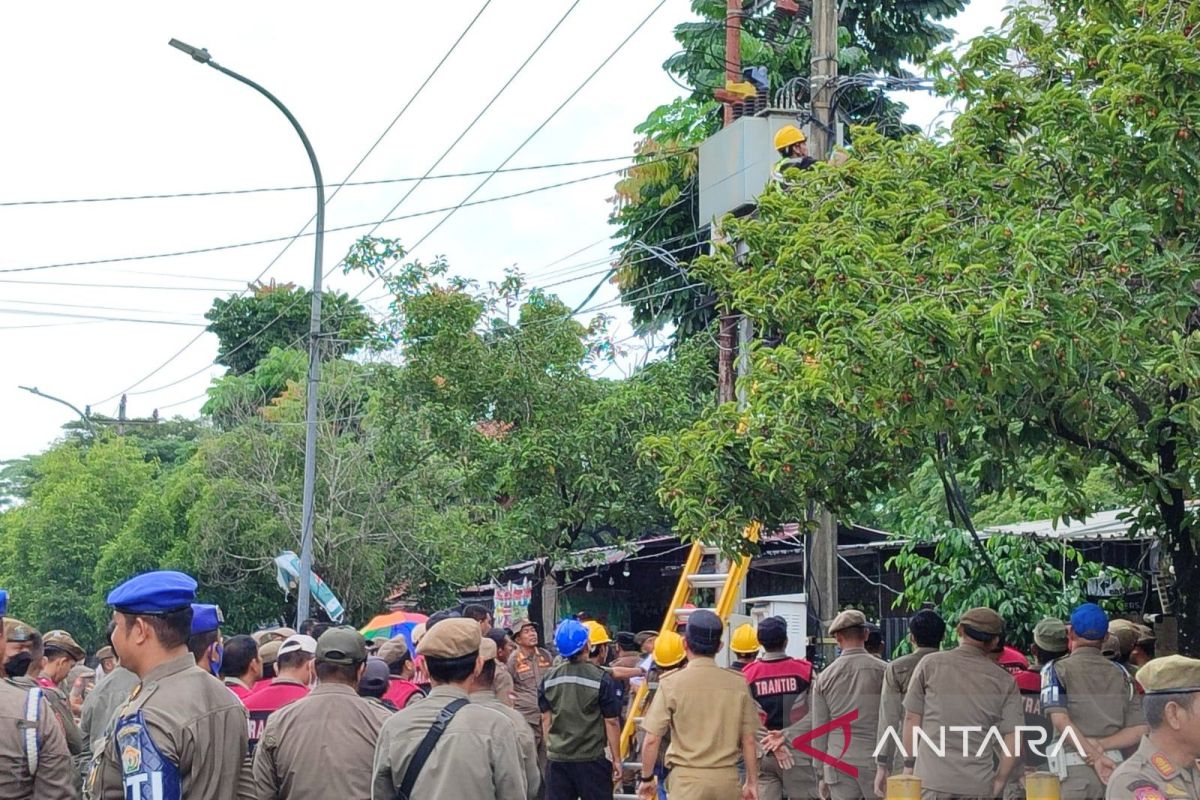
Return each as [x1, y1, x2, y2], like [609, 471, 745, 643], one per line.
[1151, 753, 1177, 779]
[1164, 785, 1188, 797]
[121, 744, 142, 775]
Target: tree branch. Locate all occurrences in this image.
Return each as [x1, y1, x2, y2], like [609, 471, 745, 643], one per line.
[1045, 408, 1155, 483]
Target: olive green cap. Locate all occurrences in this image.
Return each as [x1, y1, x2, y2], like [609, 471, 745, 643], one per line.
[1108, 620, 1139, 659]
[829, 609, 868, 634]
[315, 626, 367, 666]
[959, 607, 1005, 636]
[43, 630, 85, 661]
[1033, 618, 1067, 652]
[1137, 655, 1200, 695]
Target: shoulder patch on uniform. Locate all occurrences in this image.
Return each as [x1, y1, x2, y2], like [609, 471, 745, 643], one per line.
[121, 743, 142, 774]
[1164, 785, 1189, 797]
[1151, 754, 1176, 779]
[1133, 787, 1166, 800]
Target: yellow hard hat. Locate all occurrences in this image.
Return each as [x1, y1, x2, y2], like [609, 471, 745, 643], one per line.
[773, 124, 806, 151]
[653, 630, 686, 668]
[584, 620, 613, 647]
[731, 623, 760, 655]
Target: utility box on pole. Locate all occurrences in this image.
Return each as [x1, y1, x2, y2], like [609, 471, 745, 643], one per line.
[744, 593, 809, 661]
[698, 112, 810, 225]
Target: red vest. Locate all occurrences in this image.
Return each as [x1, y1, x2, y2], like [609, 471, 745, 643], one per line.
[741, 655, 815, 730]
[382, 677, 424, 709]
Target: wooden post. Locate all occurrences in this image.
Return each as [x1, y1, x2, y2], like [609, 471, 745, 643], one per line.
[809, 0, 838, 159]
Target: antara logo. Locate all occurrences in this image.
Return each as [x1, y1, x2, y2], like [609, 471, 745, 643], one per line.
[789, 713, 1089, 779]
[871, 725, 1088, 760]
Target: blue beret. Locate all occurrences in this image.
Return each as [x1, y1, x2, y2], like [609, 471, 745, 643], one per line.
[0, 589, 7, 617]
[190, 604, 223, 635]
[1070, 602, 1109, 641]
[107, 571, 197, 614]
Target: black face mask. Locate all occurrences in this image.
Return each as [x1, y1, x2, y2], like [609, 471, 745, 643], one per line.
[4, 652, 33, 677]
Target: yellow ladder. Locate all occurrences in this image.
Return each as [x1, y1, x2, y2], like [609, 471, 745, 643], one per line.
[618, 522, 761, 762]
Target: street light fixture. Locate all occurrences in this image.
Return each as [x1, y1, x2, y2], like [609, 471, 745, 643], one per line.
[169, 39, 325, 627]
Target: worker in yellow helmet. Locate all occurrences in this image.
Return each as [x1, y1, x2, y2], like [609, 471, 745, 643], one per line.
[772, 123, 816, 181]
[639, 632, 687, 800]
[730, 623, 760, 673]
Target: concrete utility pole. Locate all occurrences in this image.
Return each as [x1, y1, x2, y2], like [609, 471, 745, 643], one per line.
[809, 0, 838, 159]
[18, 386, 95, 437]
[716, 0, 744, 405]
[808, 0, 840, 653]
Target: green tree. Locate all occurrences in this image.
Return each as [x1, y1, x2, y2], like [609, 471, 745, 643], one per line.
[611, 0, 966, 340]
[205, 281, 375, 375]
[649, 0, 1200, 653]
[0, 438, 155, 646]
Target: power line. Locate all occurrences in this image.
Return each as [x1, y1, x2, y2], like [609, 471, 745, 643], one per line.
[0, 307, 206, 327]
[89, 4, 493, 407]
[1, 163, 639, 277]
[0, 278, 265, 293]
[0, 297, 207, 317]
[114, 1, 588, 406]
[0, 153, 679, 208]
[349, 0, 670, 309]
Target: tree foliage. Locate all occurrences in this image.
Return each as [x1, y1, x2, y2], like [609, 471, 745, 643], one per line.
[205, 281, 375, 375]
[611, 0, 966, 340]
[650, 0, 1200, 652]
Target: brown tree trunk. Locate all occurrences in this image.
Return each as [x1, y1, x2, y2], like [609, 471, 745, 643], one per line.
[1171, 529, 1199, 656]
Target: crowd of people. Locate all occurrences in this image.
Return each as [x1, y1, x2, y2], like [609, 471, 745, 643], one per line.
[1, 568, 1198, 800]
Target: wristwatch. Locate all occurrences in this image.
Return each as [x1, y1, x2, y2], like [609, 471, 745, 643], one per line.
[903, 757, 917, 769]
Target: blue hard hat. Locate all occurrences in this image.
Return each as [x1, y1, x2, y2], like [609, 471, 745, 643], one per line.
[555, 619, 590, 659]
[107, 570, 197, 614]
[1070, 603, 1109, 641]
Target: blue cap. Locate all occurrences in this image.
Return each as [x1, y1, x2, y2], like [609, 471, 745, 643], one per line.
[107, 571, 197, 614]
[1070, 602, 1109, 641]
[0, 589, 8, 617]
[190, 604, 223, 635]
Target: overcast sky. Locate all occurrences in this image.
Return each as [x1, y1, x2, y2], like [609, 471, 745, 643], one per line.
[0, 1, 1003, 462]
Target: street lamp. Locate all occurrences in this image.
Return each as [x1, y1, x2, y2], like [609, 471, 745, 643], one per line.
[169, 39, 325, 627]
[18, 386, 96, 437]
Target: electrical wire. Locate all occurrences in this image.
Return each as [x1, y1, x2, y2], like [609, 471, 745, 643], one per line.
[0, 153, 686, 208]
[1, 164, 647, 278]
[88, 3, 492, 406]
[0, 307, 206, 327]
[0, 278, 262, 293]
[125, 2, 666, 408]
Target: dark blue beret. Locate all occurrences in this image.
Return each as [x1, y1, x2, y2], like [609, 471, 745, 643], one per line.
[190, 603, 223, 635]
[107, 571, 196, 614]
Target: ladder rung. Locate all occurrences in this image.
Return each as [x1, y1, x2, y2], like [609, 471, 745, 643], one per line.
[621, 761, 641, 770]
[615, 794, 641, 799]
[702, 545, 722, 556]
[686, 573, 730, 589]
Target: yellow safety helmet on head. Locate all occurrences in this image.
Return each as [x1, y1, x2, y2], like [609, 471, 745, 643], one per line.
[773, 124, 806, 151]
[731, 623, 760, 655]
[653, 630, 686, 668]
[584, 620, 613, 647]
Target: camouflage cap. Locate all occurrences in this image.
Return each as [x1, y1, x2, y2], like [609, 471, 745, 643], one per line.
[1137, 655, 1200, 695]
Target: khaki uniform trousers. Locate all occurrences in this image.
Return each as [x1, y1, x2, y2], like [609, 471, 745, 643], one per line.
[823, 763, 875, 800]
[1060, 764, 1106, 800]
[667, 765, 741, 799]
[759, 752, 819, 800]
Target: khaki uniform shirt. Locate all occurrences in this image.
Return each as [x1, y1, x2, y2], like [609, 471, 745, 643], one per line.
[15, 676, 84, 757]
[903, 644, 1025, 797]
[253, 682, 391, 800]
[494, 662, 516, 707]
[876, 646, 937, 767]
[1106, 735, 1200, 800]
[80, 668, 138, 752]
[509, 647, 552, 726]
[372, 684, 527, 800]
[471, 689, 541, 799]
[809, 647, 886, 776]
[86, 653, 253, 800]
[641, 655, 759, 770]
[1043, 645, 1144, 737]
[0, 677, 76, 799]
